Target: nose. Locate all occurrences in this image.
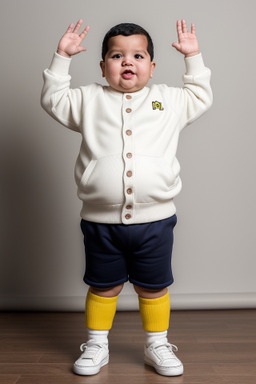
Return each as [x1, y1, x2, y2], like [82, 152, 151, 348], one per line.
[122, 56, 133, 66]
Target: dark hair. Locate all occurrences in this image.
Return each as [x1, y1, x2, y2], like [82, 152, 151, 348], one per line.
[101, 23, 154, 61]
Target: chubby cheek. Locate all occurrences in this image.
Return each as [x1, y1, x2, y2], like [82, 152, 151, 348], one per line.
[105, 63, 120, 81]
[106, 69, 118, 80]
[138, 70, 152, 84]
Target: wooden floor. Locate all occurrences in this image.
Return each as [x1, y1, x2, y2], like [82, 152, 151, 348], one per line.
[0, 309, 256, 384]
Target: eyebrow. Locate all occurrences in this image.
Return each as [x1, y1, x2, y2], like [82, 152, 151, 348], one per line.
[107, 49, 148, 56]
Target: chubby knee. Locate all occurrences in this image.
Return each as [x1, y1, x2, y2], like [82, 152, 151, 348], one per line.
[90, 283, 124, 298]
[133, 284, 168, 299]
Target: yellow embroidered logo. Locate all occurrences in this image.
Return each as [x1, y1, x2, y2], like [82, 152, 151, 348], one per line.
[152, 101, 164, 111]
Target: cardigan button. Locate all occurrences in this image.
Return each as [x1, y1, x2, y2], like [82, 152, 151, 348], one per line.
[126, 108, 132, 113]
[125, 214, 132, 220]
[126, 95, 132, 100]
[126, 205, 132, 210]
[127, 188, 132, 195]
[126, 130, 132, 136]
[126, 171, 132, 177]
[126, 152, 132, 159]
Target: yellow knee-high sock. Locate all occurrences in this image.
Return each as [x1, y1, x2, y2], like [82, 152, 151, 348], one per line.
[139, 291, 170, 332]
[85, 291, 118, 330]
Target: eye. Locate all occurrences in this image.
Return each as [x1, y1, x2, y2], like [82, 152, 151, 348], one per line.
[134, 54, 143, 59]
[112, 53, 122, 59]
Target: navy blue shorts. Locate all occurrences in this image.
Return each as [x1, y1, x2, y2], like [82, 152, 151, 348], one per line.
[80, 215, 177, 289]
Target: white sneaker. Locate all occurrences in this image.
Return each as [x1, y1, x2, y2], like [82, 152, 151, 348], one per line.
[73, 341, 109, 376]
[144, 341, 184, 376]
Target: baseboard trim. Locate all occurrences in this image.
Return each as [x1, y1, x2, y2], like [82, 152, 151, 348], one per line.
[1, 292, 256, 311]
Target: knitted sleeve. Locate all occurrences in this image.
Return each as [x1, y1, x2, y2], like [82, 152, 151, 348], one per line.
[168, 53, 213, 130]
[41, 52, 92, 132]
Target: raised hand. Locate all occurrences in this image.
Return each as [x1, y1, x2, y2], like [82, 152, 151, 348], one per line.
[172, 20, 199, 57]
[57, 19, 90, 58]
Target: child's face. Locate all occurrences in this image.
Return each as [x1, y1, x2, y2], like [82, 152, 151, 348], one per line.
[100, 34, 156, 93]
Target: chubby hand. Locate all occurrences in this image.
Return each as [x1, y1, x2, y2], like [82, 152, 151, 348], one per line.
[57, 19, 90, 58]
[172, 19, 199, 57]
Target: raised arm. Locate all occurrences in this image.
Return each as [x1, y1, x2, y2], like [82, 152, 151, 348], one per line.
[41, 20, 90, 131]
[169, 20, 212, 128]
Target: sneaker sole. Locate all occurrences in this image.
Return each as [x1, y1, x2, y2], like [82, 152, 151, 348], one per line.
[73, 355, 109, 376]
[144, 357, 184, 377]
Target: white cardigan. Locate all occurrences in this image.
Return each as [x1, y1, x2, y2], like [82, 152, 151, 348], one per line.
[41, 52, 212, 224]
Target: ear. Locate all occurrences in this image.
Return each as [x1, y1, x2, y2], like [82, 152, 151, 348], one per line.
[150, 61, 156, 78]
[100, 61, 105, 78]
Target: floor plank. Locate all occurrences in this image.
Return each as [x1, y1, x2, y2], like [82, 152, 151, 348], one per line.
[0, 375, 20, 384]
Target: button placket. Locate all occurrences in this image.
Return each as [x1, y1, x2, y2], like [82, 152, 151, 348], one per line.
[122, 94, 134, 223]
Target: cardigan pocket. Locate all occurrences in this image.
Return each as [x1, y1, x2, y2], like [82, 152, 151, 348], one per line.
[134, 155, 177, 203]
[80, 159, 97, 186]
[77, 155, 124, 205]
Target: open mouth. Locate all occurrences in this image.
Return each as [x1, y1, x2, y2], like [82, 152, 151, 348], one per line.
[122, 70, 135, 79]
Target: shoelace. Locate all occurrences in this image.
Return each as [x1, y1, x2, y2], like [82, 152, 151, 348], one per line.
[80, 341, 104, 359]
[150, 341, 179, 361]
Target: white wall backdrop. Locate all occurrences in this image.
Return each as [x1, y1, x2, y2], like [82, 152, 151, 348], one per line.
[1, 0, 256, 310]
